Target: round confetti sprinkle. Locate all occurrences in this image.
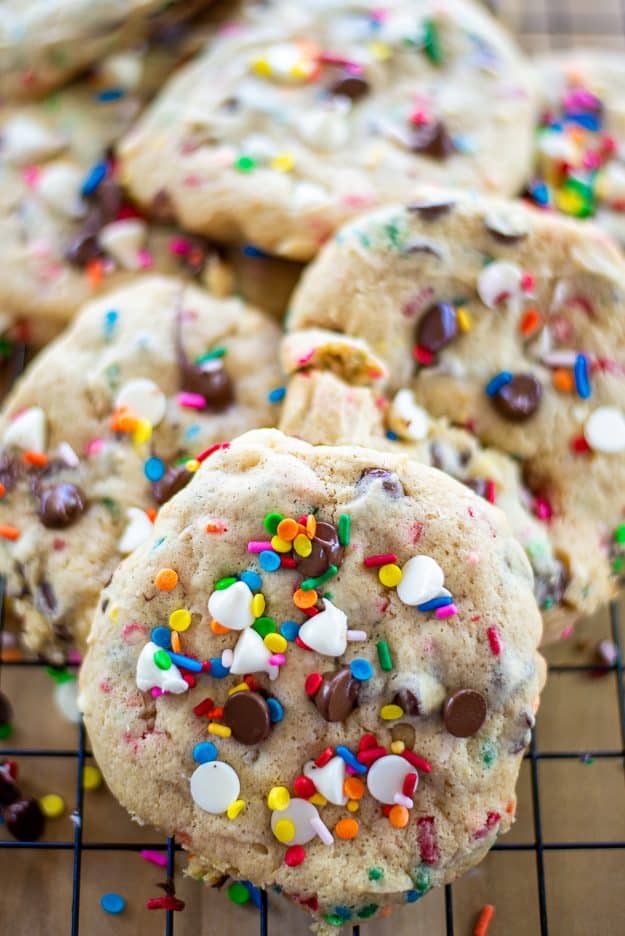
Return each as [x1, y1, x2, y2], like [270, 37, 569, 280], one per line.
[271, 534, 291, 554]
[267, 698, 284, 723]
[264, 633, 287, 654]
[280, 620, 299, 641]
[277, 518, 298, 540]
[263, 512, 283, 535]
[379, 563, 402, 587]
[151, 626, 172, 649]
[193, 742, 218, 764]
[251, 593, 266, 617]
[267, 786, 290, 811]
[335, 818, 359, 840]
[144, 457, 165, 482]
[169, 609, 191, 632]
[39, 793, 65, 819]
[153, 649, 172, 670]
[344, 777, 365, 800]
[154, 568, 178, 591]
[380, 704, 404, 720]
[285, 845, 306, 867]
[253, 616, 277, 638]
[293, 588, 318, 609]
[82, 765, 102, 791]
[350, 659, 373, 681]
[293, 533, 312, 557]
[227, 799, 245, 819]
[240, 570, 262, 592]
[389, 804, 410, 829]
[210, 658, 230, 678]
[227, 882, 250, 905]
[100, 893, 126, 915]
[259, 550, 280, 572]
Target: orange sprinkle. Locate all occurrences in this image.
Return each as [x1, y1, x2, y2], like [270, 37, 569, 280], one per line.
[0, 483, 5, 498]
[389, 805, 409, 829]
[1, 647, 22, 662]
[277, 518, 298, 541]
[86, 258, 103, 288]
[0, 524, 20, 541]
[519, 308, 541, 336]
[306, 514, 316, 538]
[146, 508, 157, 523]
[293, 588, 318, 609]
[206, 706, 224, 719]
[22, 451, 48, 467]
[343, 777, 365, 800]
[154, 568, 178, 591]
[552, 368, 574, 393]
[171, 631, 182, 654]
[206, 522, 227, 533]
[210, 620, 230, 635]
[474, 904, 495, 936]
[335, 818, 359, 840]
[505, 798, 516, 815]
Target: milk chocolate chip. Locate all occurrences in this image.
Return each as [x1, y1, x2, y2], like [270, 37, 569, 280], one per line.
[417, 302, 458, 353]
[151, 464, 192, 504]
[443, 689, 487, 737]
[39, 483, 86, 528]
[492, 374, 542, 421]
[175, 312, 234, 411]
[357, 467, 405, 499]
[297, 521, 344, 577]
[4, 797, 45, 841]
[313, 668, 359, 722]
[329, 73, 370, 101]
[409, 120, 455, 159]
[223, 691, 271, 744]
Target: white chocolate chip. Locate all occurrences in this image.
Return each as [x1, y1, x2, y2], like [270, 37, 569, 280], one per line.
[270, 798, 320, 845]
[298, 598, 348, 656]
[118, 507, 153, 554]
[208, 580, 254, 631]
[3, 406, 46, 452]
[2, 115, 66, 165]
[477, 261, 523, 309]
[115, 378, 166, 426]
[229, 628, 279, 680]
[571, 240, 624, 283]
[296, 103, 350, 151]
[396, 555, 445, 607]
[388, 389, 430, 441]
[37, 162, 87, 218]
[190, 761, 240, 814]
[98, 50, 143, 91]
[54, 679, 81, 724]
[99, 219, 147, 270]
[136, 641, 188, 694]
[366, 754, 417, 805]
[584, 406, 625, 453]
[303, 756, 347, 806]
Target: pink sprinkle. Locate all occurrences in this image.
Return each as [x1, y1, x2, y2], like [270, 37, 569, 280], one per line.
[169, 237, 191, 256]
[487, 626, 501, 656]
[563, 88, 600, 112]
[22, 165, 40, 187]
[521, 272, 535, 292]
[248, 541, 273, 552]
[435, 604, 457, 619]
[485, 480, 496, 504]
[121, 622, 147, 645]
[341, 193, 376, 210]
[409, 109, 429, 126]
[363, 553, 397, 568]
[67, 649, 82, 665]
[297, 350, 314, 366]
[150, 687, 164, 698]
[413, 345, 435, 365]
[86, 438, 105, 456]
[533, 496, 553, 521]
[141, 849, 168, 867]
[559, 624, 574, 641]
[177, 391, 206, 409]
[137, 248, 153, 269]
[269, 653, 286, 666]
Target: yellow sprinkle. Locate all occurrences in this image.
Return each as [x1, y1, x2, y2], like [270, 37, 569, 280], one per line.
[271, 152, 295, 173]
[264, 633, 287, 654]
[267, 786, 291, 811]
[390, 740, 405, 754]
[251, 593, 266, 617]
[554, 187, 584, 216]
[368, 40, 392, 61]
[227, 682, 250, 695]
[380, 704, 404, 721]
[108, 606, 119, 622]
[456, 307, 473, 332]
[185, 459, 200, 473]
[346, 800, 360, 813]
[293, 533, 312, 557]
[274, 819, 295, 844]
[82, 765, 102, 791]
[379, 563, 402, 587]
[208, 723, 232, 738]
[227, 799, 245, 820]
[271, 534, 292, 554]
[251, 58, 272, 77]
[290, 61, 312, 80]
[169, 609, 191, 632]
[39, 793, 65, 818]
[132, 418, 152, 447]
[309, 793, 327, 807]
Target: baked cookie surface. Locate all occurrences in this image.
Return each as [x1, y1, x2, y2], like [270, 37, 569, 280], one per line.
[80, 428, 544, 930]
[0, 275, 282, 657]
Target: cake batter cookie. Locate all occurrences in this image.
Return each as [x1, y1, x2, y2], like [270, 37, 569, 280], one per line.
[119, 0, 537, 260]
[287, 190, 625, 641]
[0, 275, 282, 657]
[79, 428, 544, 930]
[528, 51, 625, 246]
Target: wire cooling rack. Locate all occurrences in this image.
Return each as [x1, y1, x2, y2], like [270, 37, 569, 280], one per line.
[1, 4, 625, 934]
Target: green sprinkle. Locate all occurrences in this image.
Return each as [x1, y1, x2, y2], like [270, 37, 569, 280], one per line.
[358, 904, 379, 919]
[367, 868, 384, 882]
[423, 19, 443, 65]
[323, 591, 333, 600]
[413, 866, 431, 893]
[215, 576, 237, 590]
[0, 723, 12, 740]
[300, 565, 338, 591]
[0, 338, 13, 359]
[253, 616, 277, 638]
[613, 555, 624, 575]
[481, 739, 497, 768]
[338, 514, 351, 546]
[46, 666, 76, 685]
[153, 649, 172, 671]
[235, 155, 257, 172]
[195, 347, 227, 365]
[263, 512, 283, 535]
[104, 363, 121, 392]
[384, 221, 402, 249]
[227, 882, 250, 905]
[323, 915, 344, 927]
[100, 497, 120, 521]
[377, 640, 393, 672]
[614, 524, 625, 544]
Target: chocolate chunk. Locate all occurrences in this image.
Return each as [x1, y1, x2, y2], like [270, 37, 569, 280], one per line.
[392, 689, 421, 716]
[175, 311, 234, 411]
[534, 560, 568, 609]
[357, 467, 405, 499]
[223, 691, 271, 744]
[66, 176, 122, 267]
[409, 120, 455, 159]
[0, 690, 13, 727]
[39, 483, 86, 528]
[297, 521, 344, 577]
[151, 464, 192, 504]
[313, 668, 359, 722]
[329, 73, 370, 101]
[443, 689, 487, 737]
[391, 722, 416, 749]
[150, 188, 176, 222]
[407, 198, 455, 220]
[417, 302, 458, 353]
[4, 797, 45, 841]
[492, 374, 542, 421]
[38, 580, 57, 614]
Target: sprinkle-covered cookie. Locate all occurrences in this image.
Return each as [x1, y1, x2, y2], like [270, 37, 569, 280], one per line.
[80, 428, 545, 929]
[119, 0, 537, 260]
[287, 189, 625, 641]
[0, 275, 282, 657]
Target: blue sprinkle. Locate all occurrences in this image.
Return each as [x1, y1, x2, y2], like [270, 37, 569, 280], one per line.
[144, 456, 165, 482]
[267, 698, 284, 723]
[336, 745, 367, 774]
[243, 881, 263, 909]
[280, 620, 300, 641]
[333, 906, 352, 921]
[350, 658, 373, 681]
[100, 893, 126, 914]
[242, 244, 270, 258]
[259, 550, 280, 572]
[81, 160, 107, 197]
[240, 570, 262, 592]
[103, 309, 118, 340]
[97, 88, 125, 102]
[386, 430, 398, 441]
[151, 536, 166, 552]
[268, 386, 286, 404]
[405, 890, 423, 903]
[485, 371, 513, 397]
[528, 180, 550, 207]
[210, 658, 230, 678]
[151, 627, 172, 649]
[417, 595, 453, 613]
[574, 353, 591, 399]
[167, 651, 202, 673]
[184, 424, 201, 441]
[193, 741, 218, 764]
[565, 112, 601, 132]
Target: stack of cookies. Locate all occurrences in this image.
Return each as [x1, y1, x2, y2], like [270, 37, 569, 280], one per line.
[0, 1, 623, 931]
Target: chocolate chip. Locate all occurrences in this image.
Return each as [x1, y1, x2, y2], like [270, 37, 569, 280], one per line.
[357, 467, 405, 499]
[313, 668, 359, 722]
[223, 691, 271, 744]
[297, 521, 344, 577]
[37, 580, 57, 614]
[417, 302, 458, 353]
[151, 464, 192, 504]
[39, 483, 86, 528]
[66, 176, 122, 267]
[150, 188, 176, 222]
[329, 73, 370, 101]
[391, 723, 416, 749]
[392, 689, 421, 716]
[534, 561, 568, 610]
[443, 689, 487, 737]
[66, 229, 102, 266]
[409, 121, 455, 159]
[175, 311, 234, 411]
[0, 761, 19, 807]
[0, 453, 22, 492]
[407, 198, 455, 220]
[4, 797, 45, 841]
[0, 690, 13, 727]
[492, 374, 542, 421]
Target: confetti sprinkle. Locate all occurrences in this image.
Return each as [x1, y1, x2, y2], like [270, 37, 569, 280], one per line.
[100, 893, 126, 915]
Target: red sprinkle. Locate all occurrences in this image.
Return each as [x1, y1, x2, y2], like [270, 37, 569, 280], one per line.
[296, 635, 314, 651]
[305, 673, 323, 696]
[314, 747, 334, 768]
[357, 746, 387, 766]
[196, 442, 230, 463]
[401, 751, 432, 773]
[302, 606, 320, 618]
[402, 772, 418, 797]
[485, 480, 496, 504]
[205, 706, 224, 719]
[285, 845, 306, 867]
[487, 626, 501, 657]
[146, 896, 185, 912]
[358, 733, 378, 752]
[280, 556, 297, 569]
[417, 816, 440, 865]
[363, 553, 398, 568]
[412, 345, 435, 366]
[293, 776, 316, 799]
[182, 674, 196, 688]
[521, 272, 534, 292]
[570, 435, 591, 454]
[201, 660, 212, 673]
[486, 811, 501, 828]
[243, 675, 261, 691]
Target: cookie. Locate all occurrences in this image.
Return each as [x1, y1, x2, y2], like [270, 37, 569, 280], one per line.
[0, 0, 214, 99]
[0, 275, 283, 657]
[79, 428, 544, 931]
[286, 190, 625, 641]
[118, 0, 537, 260]
[527, 50, 625, 246]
